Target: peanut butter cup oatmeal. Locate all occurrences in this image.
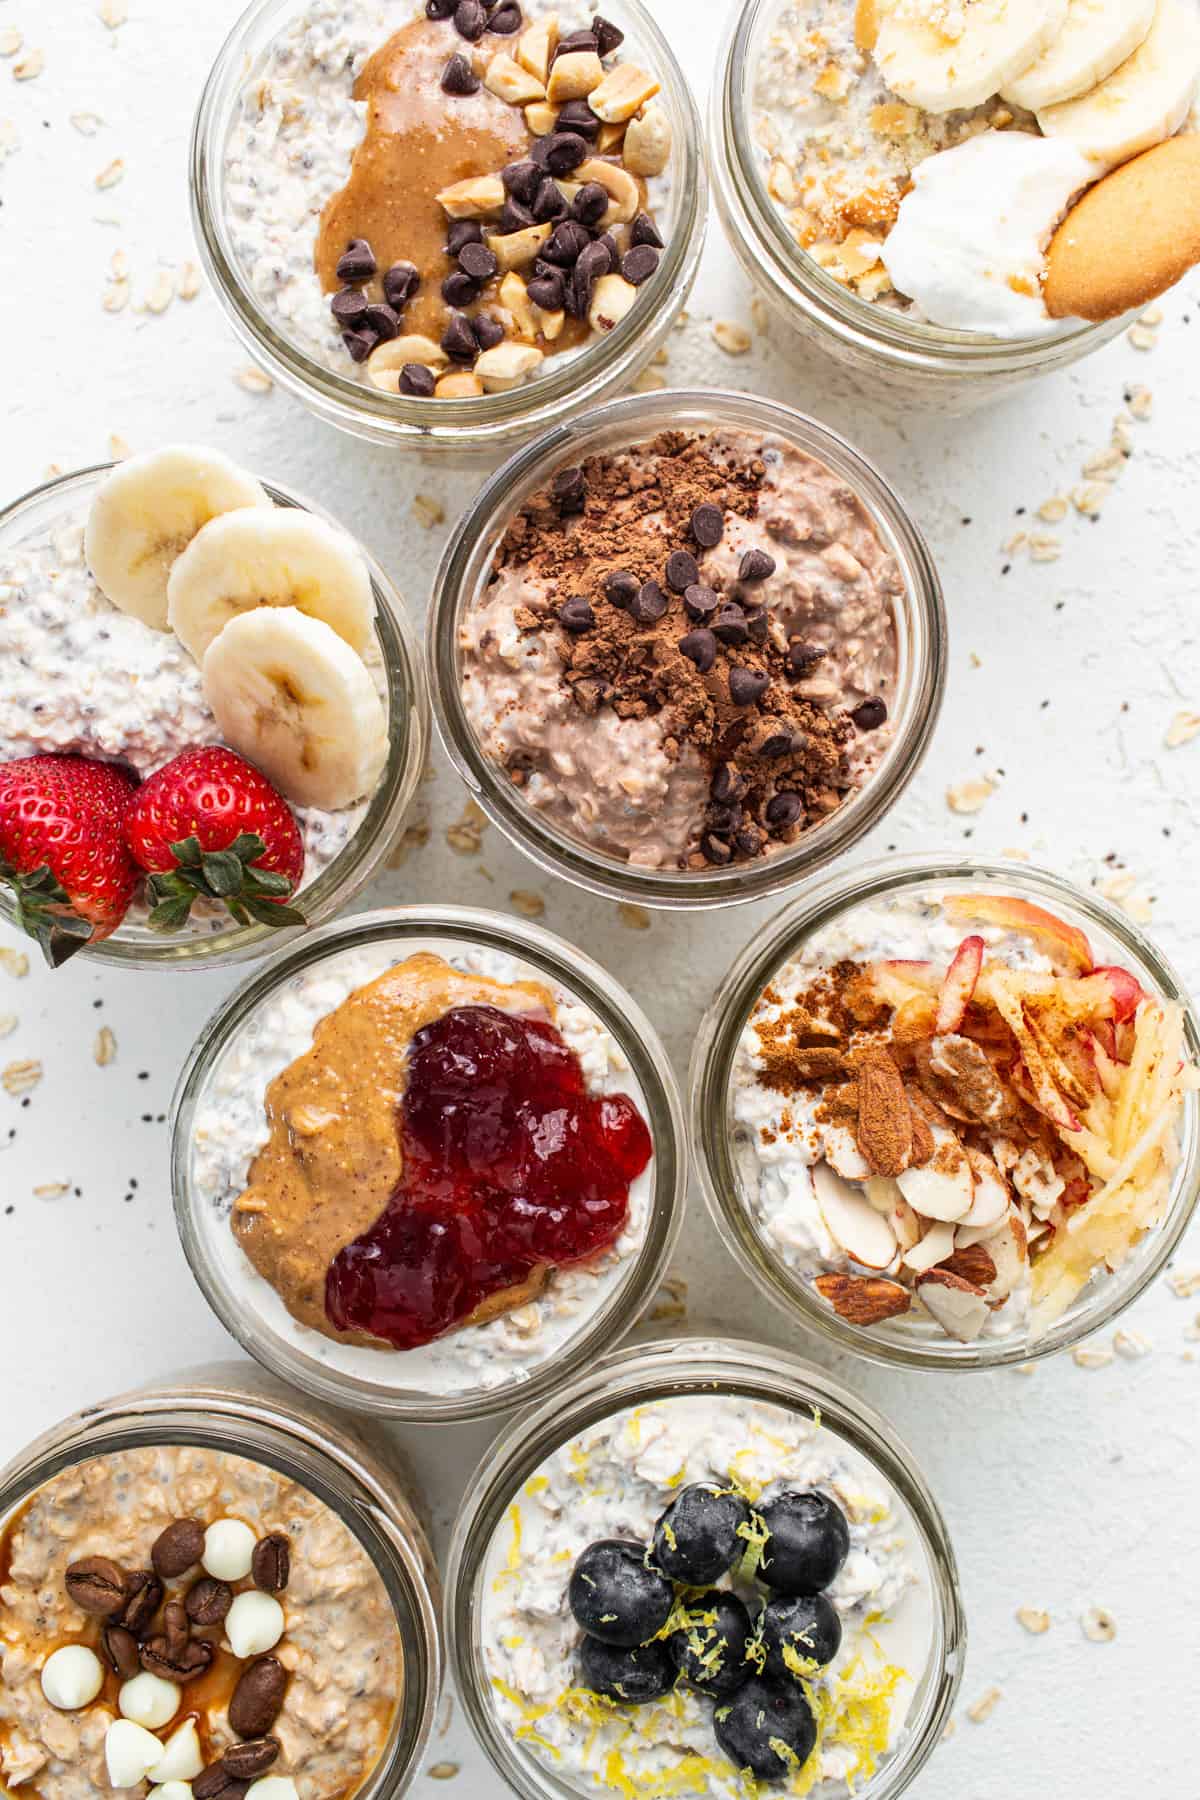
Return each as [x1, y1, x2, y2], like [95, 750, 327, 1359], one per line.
[458, 430, 900, 872]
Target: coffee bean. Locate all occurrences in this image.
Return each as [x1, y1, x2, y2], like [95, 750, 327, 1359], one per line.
[446, 220, 484, 256]
[739, 548, 776, 582]
[690, 503, 724, 549]
[544, 220, 590, 266]
[193, 1766, 249, 1800]
[229, 1657, 288, 1739]
[454, 0, 487, 40]
[559, 597, 595, 633]
[678, 629, 718, 674]
[729, 665, 769, 707]
[441, 312, 480, 362]
[712, 605, 749, 646]
[458, 241, 498, 283]
[736, 826, 765, 859]
[473, 313, 505, 351]
[499, 197, 536, 233]
[502, 158, 541, 204]
[363, 302, 400, 342]
[851, 697, 888, 730]
[711, 763, 747, 805]
[703, 835, 733, 866]
[330, 286, 368, 325]
[335, 238, 376, 284]
[140, 1633, 214, 1683]
[591, 11, 624, 54]
[400, 363, 437, 397]
[342, 328, 379, 363]
[786, 639, 827, 677]
[541, 132, 589, 176]
[631, 581, 668, 626]
[65, 1557, 128, 1617]
[186, 1577, 233, 1625]
[220, 1739, 281, 1781]
[382, 261, 420, 309]
[440, 51, 481, 93]
[683, 584, 719, 621]
[442, 270, 481, 308]
[621, 244, 659, 286]
[119, 1572, 163, 1636]
[630, 212, 664, 250]
[766, 791, 803, 830]
[151, 1521, 204, 1579]
[163, 1600, 190, 1656]
[532, 178, 568, 223]
[603, 569, 638, 610]
[488, 1, 522, 31]
[426, 0, 455, 16]
[556, 99, 601, 140]
[101, 1625, 141, 1681]
[527, 272, 565, 311]
[570, 182, 609, 228]
[665, 549, 699, 594]
[552, 465, 588, 512]
[760, 730, 794, 758]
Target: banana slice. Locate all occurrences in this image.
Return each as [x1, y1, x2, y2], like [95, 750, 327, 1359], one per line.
[875, 0, 1069, 112]
[167, 507, 375, 664]
[203, 607, 388, 811]
[1038, 0, 1200, 170]
[85, 446, 270, 630]
[1002, 0, 1157, 110]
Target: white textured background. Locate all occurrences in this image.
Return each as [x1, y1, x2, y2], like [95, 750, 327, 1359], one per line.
[1, 3, 1199, 1796]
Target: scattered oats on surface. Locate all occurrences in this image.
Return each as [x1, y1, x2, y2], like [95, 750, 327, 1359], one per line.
[1168, 1269, 1200, 1299]
[650, 347, 669, 368]
[3, 1058, 42, 1098]
[1028, 532, 1062, 563]
[632, 368, 666, 393]
[235, 365, 274, 394]
[0, 119, 21, 163]
[1139, 305, 1164, 328]
[967, 1687, 1002, 1724]
[940, 1718, 956, 1742]
[12, 47, 44, 79]
[1071, 482, 1107, 518]
[33, 1181, 70, 1201]
[428, 1767, 460, 1783]
[1016, 1607, 1050, 1636]
[1127, 324, 1157, 351]
[968, 651, 982, 669]
[94, 1026, 117, 1067]
[384, 821, 430, 869]
[0, 1015, 16, 1038]
[508, 889, 545, 919]
[1001, 847, 1031, 862]
[946, 775, 995, 815]
[178, 260, 202, 301]
[103, 281, 130, 314]
[1014, 1361, 1037, 1376]
[1113, 1329, 1151, 1360]
[712, 319, 752, 355]
[750, 295, 769, 333]
[412, 493, 445, 530]
[649, 1271, 688, 1322]
[1036, 496, 1068, 524]
[0, 27, 22, 55]
[1072, 1344, 1114, 1370]
[446, 798, 488, 856]
[142, 270, 175, 315]
[1165, 710, 1200, 749]
[1082, 446, 1126, 482]
[1003, 530, 1028, 556]
[0, 948, 29, 979]
[98, 0, 129, 25]
[1128, 385, 1153, 420]
[71, 111, 104, 134]
[94, 157, 124, 189]
[1099, 870, 1136, 902]
[1081, 1607, 1116, 1644]
[617, 902, 651, 930]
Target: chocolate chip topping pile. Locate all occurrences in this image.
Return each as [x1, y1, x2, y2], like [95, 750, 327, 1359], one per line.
[491, 431, 892, 868]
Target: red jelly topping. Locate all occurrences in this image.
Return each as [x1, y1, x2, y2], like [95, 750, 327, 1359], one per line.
[325, 1005, 653, 1350]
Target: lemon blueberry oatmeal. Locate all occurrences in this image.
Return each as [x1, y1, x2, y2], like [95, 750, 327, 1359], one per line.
[731, 887, 1198, 1344]
[458, 429, 900, 873]
[0, 1445, 401, 1800]
[751, 0, 1200, 332]
[222, 0, 674, 399]
[480, 1393, 927, 1795]
[0, 447, 390, 962]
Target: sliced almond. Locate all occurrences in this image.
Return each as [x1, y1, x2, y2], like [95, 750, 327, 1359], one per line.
[436, 371, 485, 398]
[960, 1147, 1010, 1230]
[814, 1273, 911, 1326]
[474, 341, 544, 391]
[485, 53, 546, 106]
[822, 1124, 872, 1182]
[623, 103, 672, 177]
[916, 1269, 990, 1341]
[897, 1130, 975, 1222]
[903, 1220, 956, 1275]
[981, 1212, 1028, 1303]
[588, 63, 661, 123]
[367, 336, 448, 388]
[487, 221, 553, 271]
[516, 14, 558, 84]
[888, 1198, 923, 1254]
[813, 1164, 897, 1270]
[574, 156, 639, 226]
[525, 101, 560, 135]
[547, 49, 604, 102]
[863, 1174, 902, 1215]
[588, 272, 639, 333]
[854, 1046, 912, 1177]
[939, 1242, 998, 1288]
[437, 175, 506, 219]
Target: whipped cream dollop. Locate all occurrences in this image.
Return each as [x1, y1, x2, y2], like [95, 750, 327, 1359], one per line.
[881, 129, 1094, 336]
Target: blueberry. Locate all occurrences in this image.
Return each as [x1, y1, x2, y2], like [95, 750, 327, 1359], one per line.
[714, 1678, 817, 1782]
[666, 1589, 754, 1697]
[758, 1491, 850, 1596]
[652, 1484, 751, 1585]
[758, 1593, 842, 1679]
[578, 1635, 677, 1704]
[569, 1541, 674, 1647]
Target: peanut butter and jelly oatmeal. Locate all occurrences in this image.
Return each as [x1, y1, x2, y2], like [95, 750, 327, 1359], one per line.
[0, 1446, 400, 1800]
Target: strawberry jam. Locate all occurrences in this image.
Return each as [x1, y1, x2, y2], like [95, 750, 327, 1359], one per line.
[325, 1005, 652, 1350]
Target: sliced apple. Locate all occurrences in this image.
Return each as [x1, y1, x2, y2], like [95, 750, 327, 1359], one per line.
[960, 1147, 1011, 1229]
[1088, 966, 1146, 1023]
[1058, 967, 1146, 1023]
[935, 935, 984, 1034]
[916, 1268, 991, 1341]
[870, 959, 941, 1008]
[988, 977, 1082, 1133]
[896, 1129, 975, 1222]
[902, 1219, 956, 1274]
[814, 1163, 898, 1270]
[943, 894, 1094, 973]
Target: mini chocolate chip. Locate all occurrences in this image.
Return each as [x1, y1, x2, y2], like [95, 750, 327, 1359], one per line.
[441, 312, 479, 362]
[729, 665, 769, 707]
[440, 50, 481, 93]
[193, 1767, 249, 1800]
[631, 580, 668, 626]
[544, 220, 590, 265]
[220, 1740, 281, 1781]
[851, 697, 889, 730]
[760, 730, 794, 758]
[570, 182, 609, 227]
[330, 286, 369, 325]
[65, 1557, 128, 1618]
[711, 763, 747, 805]
[186, 1577, 234, 1625]
[591, 12, 624, 54]
[502, 158, 542, 203]
[446, 220, 484, 255]
[621, 244, 660, 286]
[683, 584, 719, 621]
[102, 1624, 142, 1680]
[552, 465, 588, 511]
[382, 261, 420, 309]
[739, 548, 776, 582]
[442, 270, 481, 308]
[556, 98, 601, 140]
[530, 179, 566, 224]
[630, 212, 664, 250]
[499, 197, 536, 233]
[679, 629, 717, 673]
[736, 826, 765, 859]
[555, 28, 599, 56]
[152, 1520, 206, 1580]
[604, 569, 639, 609]
[118, 1572, 163, 1636]
[527, 272, 565, 311]
[712, 605, 749, 646]
[690, 503, 724, 548]
[228, 1657, 288, 1740]
[335, 238, 376, 283]
[400, 363, 437, 397]
[140, 1633, 214, 1683]
[559, 597, 595, 633]
[596, 230, 620, 266]
[488, 1, 522, 31]
[459, 240, 498, 281]
[703, 835, 733, 866]
[541, 131, 589, 176]
[454, 0, 487, 39]
[342, 326, 378, 362]
[665, 549, 699, 594]
[786, 639, 827, 677]
[766, 791, 803, 830]
[473, 313, 505, 351]
[363, 302, 400, 342]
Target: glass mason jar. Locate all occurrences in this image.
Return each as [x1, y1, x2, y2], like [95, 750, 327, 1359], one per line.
[709, 0, 1127, 410]
[171, 904, 687, 1421]
[428, 387, 946, 910]
[0, 463, 428, 970]
[0, 1361, 442, 1797]
[190, 0, 706, 459]
[446, 1334, 966, 1800]
[691, 854, 1200, 1372]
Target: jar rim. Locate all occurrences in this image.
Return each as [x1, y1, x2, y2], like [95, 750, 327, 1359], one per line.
[427, 386, 947, 909]
[170, 904, 687, 1421]
[689, 851, 1200, 1371]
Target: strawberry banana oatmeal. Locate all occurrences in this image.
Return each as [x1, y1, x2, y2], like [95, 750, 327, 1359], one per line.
[732, 887, 1198, 1345]
[480, 1393, 931, 1796]
[0, 1445, 400, 1800]
[223, 0, 674, 399]
[0, 447, 390, 963]
[190, 937, 654, 1396]
[752, 0, 1200, 332]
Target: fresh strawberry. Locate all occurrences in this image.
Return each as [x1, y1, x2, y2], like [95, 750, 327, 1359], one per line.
[0, 754, 140, 965]
[125, 745, 305, 932]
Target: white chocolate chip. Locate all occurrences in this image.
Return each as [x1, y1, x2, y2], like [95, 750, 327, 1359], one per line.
[149, 1786, 195, 1800]
[106, 1720, 166, 1789]
[202, 1517, 256, 1581]
[40, 1645, 104, 1711]
[225, 1591, 285, 1659]
[147, 1721, 204, 1785]
[119, 1672, 181, 1731]
[245, 1781, 299, 1800]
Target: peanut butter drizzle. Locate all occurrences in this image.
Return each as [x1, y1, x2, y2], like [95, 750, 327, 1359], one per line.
[232, 952, 558, 1348]
[316, 17, 531, 344]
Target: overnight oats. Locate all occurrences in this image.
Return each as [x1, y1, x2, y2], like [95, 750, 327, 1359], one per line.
[447, 1339, 963, 1799]
[173, 908, 684, 1419]
[0, 451, 425, 969]
[195, 0, 704, 446]
[433, 392, 945, 907]
[693, 861, 1200, 1367]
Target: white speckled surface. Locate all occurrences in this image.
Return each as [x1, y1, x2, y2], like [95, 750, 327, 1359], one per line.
[0, 5, 1198, 1798]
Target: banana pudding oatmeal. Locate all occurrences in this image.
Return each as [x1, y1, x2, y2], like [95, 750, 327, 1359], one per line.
[0, 1445, 401, 1800]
